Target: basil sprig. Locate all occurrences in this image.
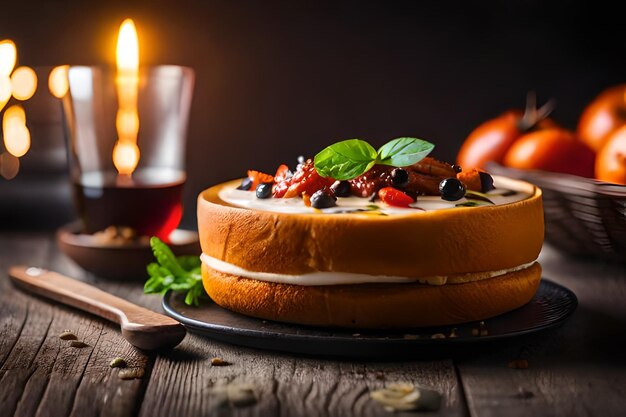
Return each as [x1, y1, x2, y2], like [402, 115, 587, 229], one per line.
[314, 137, 434, 180]
[313, 139, 378, 180]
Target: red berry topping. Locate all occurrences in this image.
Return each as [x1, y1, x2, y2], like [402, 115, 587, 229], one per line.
[378, 187, 415, 207]
[281, 160, 334, 198]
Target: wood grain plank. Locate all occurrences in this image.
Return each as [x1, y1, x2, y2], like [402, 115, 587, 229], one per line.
[16, 314, 103, 417]
[48, 236, 154, 417]
[0, 233, 153, 417]
[10, 230, 625, 417]
[0, 232, 467, 417]
[456, 244, 626, 417]
[0, 234, 55, 416]
[139, 333, 467, 417]
[0, 294, 28, 369]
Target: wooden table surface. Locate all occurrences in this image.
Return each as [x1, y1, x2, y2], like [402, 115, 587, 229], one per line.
[0, 231, 624, 417]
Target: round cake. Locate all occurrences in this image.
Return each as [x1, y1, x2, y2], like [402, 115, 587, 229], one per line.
[197, 171, 544, 328]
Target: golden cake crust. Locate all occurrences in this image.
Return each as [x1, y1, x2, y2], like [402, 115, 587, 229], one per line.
[197, 179, 544, 278]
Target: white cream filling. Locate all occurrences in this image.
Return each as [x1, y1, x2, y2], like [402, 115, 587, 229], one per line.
[200, 253, 535, 286]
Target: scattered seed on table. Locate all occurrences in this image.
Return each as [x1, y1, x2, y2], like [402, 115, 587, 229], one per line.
[59, 331, 77, 340]
[227, 383, 257, 406]
[370, 382, 442, 412]
[119, 368, 145, 380]
[70, 340, 89, 348]
[110, 357, 127, 368]
[211, 357, 230, 366]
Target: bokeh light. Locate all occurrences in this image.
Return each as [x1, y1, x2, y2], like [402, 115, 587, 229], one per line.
[0, 151, 20, 179]
[0, 40, 17, 77]
[0, 76, 11, 111]
[0, 39, 37, 178]
[10, 66, 37, 101]
[48, 65, 69, 98]
[3, 104, 26, 128]
[3, 104, 30, 157]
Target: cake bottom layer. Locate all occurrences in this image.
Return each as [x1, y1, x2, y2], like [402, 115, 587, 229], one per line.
[201, 262, 542, 328]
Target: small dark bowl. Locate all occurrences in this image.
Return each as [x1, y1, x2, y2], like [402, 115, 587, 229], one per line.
[57, 221, 201, 279]
[489, 164, 626, 263]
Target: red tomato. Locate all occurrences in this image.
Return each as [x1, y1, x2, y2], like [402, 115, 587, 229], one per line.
[378, 187, 414, 207]
[457, 109, 557, 171]
[503, 129, 595, 177]
[595, 125, 626, 184]
[578, 84, 626, 152]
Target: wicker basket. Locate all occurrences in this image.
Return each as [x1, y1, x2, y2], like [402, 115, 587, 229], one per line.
[489, 164, 626, 263]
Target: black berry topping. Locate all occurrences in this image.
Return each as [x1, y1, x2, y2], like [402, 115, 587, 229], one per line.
[310, 188, 337, 209]
[390, 168, 409, 187]
[237, 177, 252, 191]
[439, 178, 466, 201]
[256, 183, 272, 199]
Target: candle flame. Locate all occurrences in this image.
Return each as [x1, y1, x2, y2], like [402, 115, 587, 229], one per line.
[116, 19, 139, 73]
[10, 66, 37, 101]
[113, 18, 141, 176]
[48, 65, 69, 98]
[0, 40, 17, 77]
[2, 105, 30, 158]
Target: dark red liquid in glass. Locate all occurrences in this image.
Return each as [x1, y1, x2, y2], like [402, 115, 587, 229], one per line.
[73, 168, 185, 241]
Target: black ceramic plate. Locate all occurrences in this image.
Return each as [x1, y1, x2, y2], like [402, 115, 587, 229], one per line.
[162, 279, 577, 358]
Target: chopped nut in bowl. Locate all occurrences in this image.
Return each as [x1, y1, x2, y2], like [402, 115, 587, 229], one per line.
[57, 221, 200, 279]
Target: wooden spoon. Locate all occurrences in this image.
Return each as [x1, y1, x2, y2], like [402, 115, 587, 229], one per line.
[9, 265, 186, 350]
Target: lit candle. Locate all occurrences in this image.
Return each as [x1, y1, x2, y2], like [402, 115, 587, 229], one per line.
[112, 19, 141, 177]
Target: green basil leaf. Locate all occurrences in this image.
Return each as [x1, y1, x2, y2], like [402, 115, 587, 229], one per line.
[377, 137, 434, 167]
[314, 139, 378, 180]
[177, 255, 201, 271]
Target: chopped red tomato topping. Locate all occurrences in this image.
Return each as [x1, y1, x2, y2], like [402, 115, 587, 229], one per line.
[378, 187, 414, 207]
[247, 170, 274, 190]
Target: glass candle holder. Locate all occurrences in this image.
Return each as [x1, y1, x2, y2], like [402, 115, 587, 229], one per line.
[62, 65, 194, 240]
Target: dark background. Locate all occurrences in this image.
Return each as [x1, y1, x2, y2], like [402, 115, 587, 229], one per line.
[1, 0, 625, 229]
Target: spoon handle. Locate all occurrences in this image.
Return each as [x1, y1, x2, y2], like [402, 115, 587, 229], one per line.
[8, 265, 186, 350]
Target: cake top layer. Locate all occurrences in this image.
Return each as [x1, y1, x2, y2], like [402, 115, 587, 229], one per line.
[218, 175, 534, 215]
